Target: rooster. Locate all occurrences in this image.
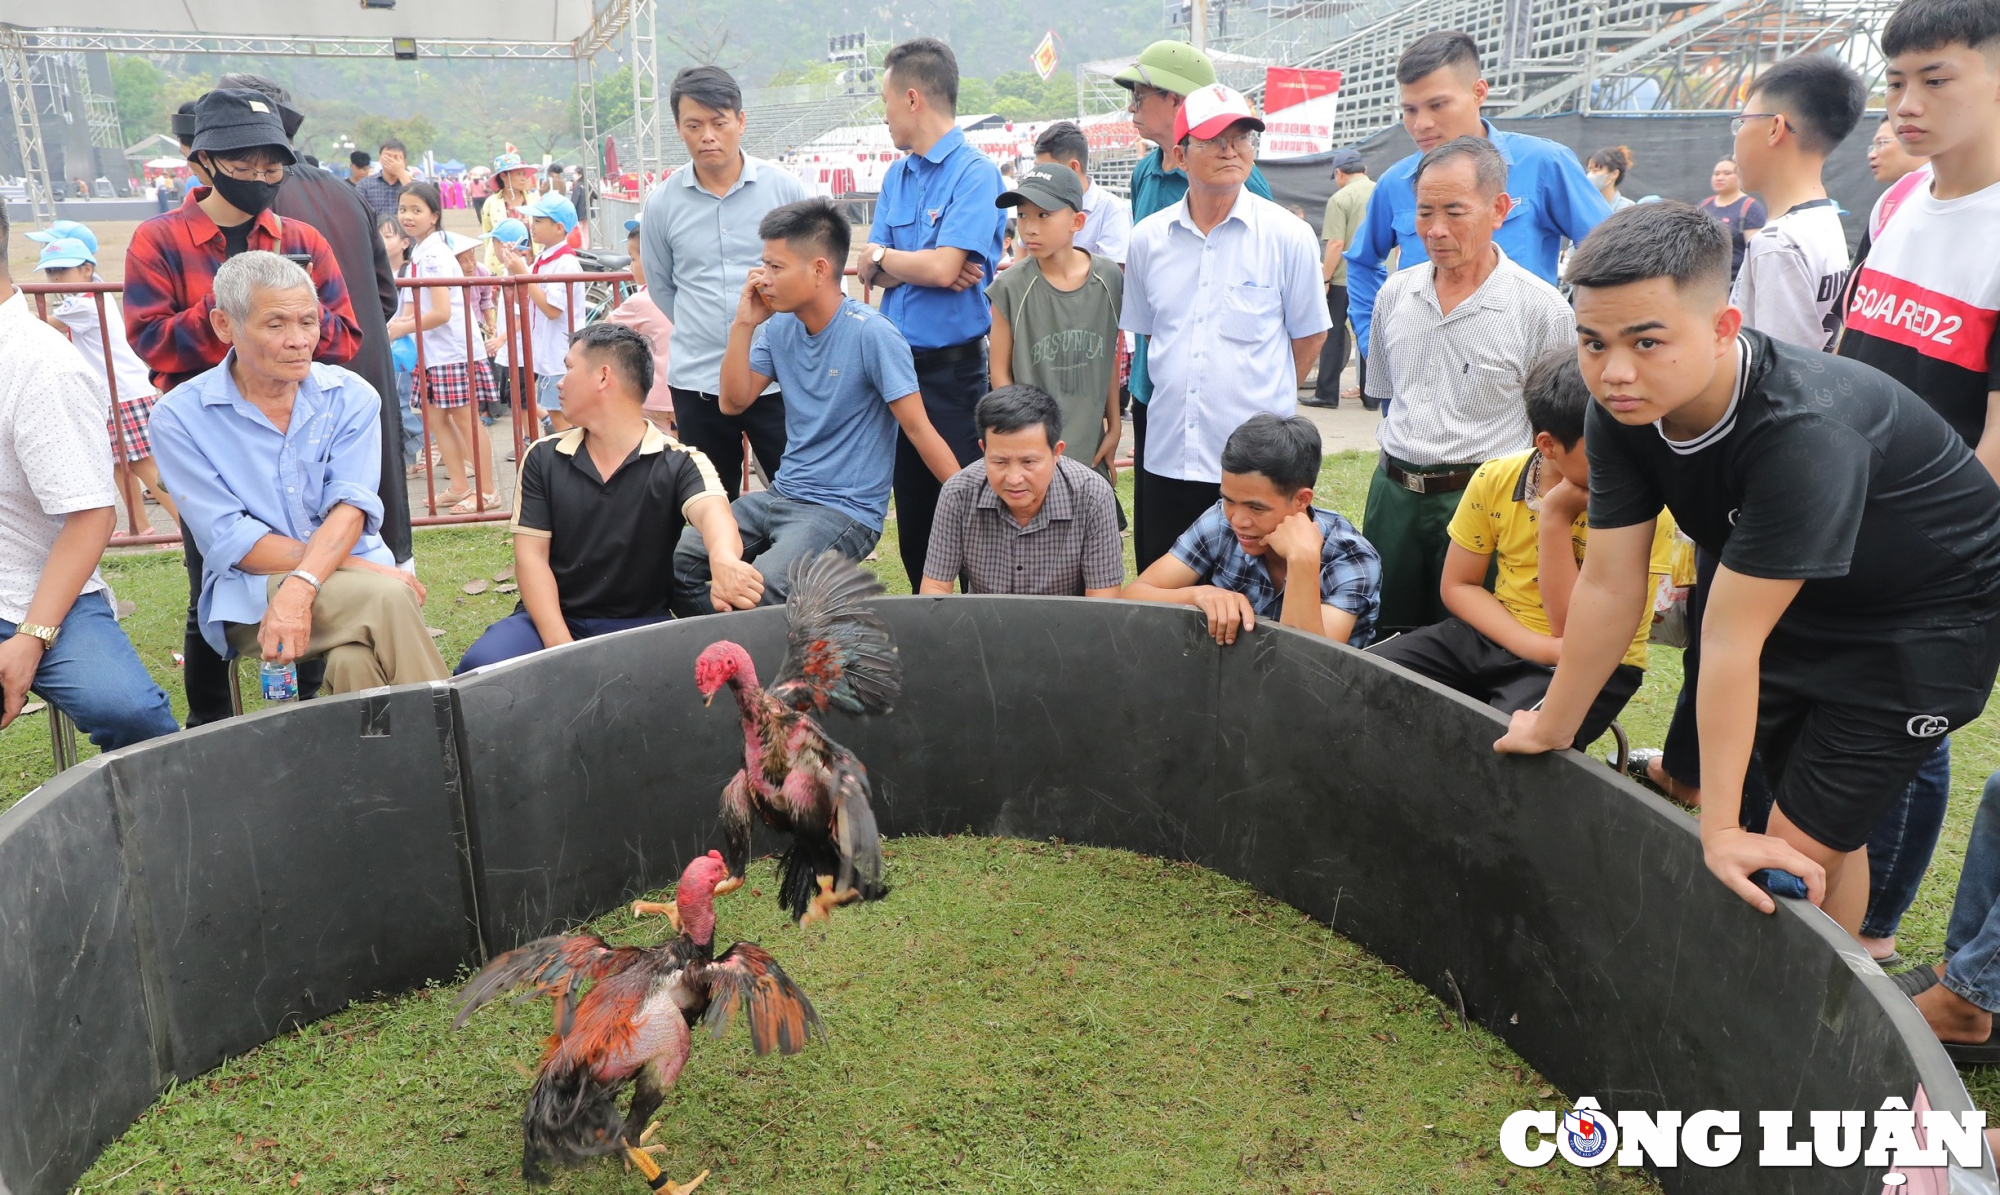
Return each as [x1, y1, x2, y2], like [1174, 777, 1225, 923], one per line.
[455, 851, 820, 1191]
[693, 552, 899, 926]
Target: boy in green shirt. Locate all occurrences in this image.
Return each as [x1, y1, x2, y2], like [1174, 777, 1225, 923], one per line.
[987, 164, 1124, 481]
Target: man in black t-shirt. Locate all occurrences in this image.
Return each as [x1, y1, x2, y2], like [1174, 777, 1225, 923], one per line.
[455, 324, 763, 673]
[1497, 202, 2000, 935]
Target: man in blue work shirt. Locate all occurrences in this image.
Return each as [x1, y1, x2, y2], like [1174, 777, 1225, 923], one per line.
[1345, 30, 1608, 362]
[1113, 38, 1277, 542]
[857, 37, 1007, 588]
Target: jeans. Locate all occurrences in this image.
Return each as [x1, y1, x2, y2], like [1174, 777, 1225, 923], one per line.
[396, 367, 421, 468]
[671, 490, 881, 617]
[10, 592, 177, 751]
[1863, 738, 1952, 941]
[456, 609, 673, 673]
[1944, 770, 2000, 1012]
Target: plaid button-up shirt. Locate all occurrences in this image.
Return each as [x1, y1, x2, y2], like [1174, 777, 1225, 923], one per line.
[924, 457, 1124, 595]
[1170, 503, 1382, 646]
[123, 190, 363, 395]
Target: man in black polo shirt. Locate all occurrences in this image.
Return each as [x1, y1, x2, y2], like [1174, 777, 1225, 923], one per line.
[456, 324, 761, 672]
[1495, 202, 2000, 936]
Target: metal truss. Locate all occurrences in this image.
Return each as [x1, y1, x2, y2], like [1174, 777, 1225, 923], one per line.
[11, 29, 576, 59]
[0, 27, 57, 226]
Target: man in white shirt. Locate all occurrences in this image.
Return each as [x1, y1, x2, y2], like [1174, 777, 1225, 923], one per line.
[0, 208, 177, 749]
[1731, 51, 1867, 351]
[1121, 84, 1330, 570]
[1034, 121, 1132, 265]
[1363, 135, 1575, 632]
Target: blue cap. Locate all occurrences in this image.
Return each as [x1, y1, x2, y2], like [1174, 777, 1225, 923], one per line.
[35, 237, 96, 270]
[520, 192, 577, 232]
[623, 217, 641, 233]
[27, 220, 98, 254]
[482, 218, 530, 247]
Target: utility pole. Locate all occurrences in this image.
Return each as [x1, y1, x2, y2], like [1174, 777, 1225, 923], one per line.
[1191, 0, 1209, 50]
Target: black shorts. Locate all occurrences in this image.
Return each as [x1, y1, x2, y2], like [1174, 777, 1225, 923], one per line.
[1755, 616, 2000, 852]
[1367, 616, 1644, 747]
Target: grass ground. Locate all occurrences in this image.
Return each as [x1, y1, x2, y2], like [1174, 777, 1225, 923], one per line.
[79, 838, 1654, 1195]
[19, 448, 2000, 1182]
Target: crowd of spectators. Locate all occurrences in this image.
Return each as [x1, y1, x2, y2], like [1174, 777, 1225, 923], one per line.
[9, 0, 2000, 1076]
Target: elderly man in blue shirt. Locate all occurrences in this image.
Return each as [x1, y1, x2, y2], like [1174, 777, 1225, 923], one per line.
[856, 37, 1007, 588]
[152, 251, 450, 694]
[641, 65, 809, 500]
[1344, 30, 1609, 360]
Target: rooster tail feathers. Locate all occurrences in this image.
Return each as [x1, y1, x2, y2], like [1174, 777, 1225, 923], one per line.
[833, 760, 886, 900]
[520, 1060, 627, 1184]
[769, 552, 902, 718]
[453, 933, 639, 1029]
[704, 941, 823, 1056]
[774, 839, 833, 922]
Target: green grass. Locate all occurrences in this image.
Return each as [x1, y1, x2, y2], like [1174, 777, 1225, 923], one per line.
[80, 838, 1654, 1194]
[21, 448, 2000, 1167]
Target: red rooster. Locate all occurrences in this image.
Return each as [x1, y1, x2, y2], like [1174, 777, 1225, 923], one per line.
[454, 851, 820, 1191]
[694, 552, 899, 925]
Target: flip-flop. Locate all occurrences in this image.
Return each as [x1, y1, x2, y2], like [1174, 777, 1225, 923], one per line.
[1946, 1023, 2000, 1068]
[1893, 965, 1939, 1000]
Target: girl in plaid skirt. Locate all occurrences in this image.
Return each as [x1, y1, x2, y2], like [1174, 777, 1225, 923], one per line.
[389, 183, 499, 513]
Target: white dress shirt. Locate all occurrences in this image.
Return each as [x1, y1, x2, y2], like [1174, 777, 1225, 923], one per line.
[1076, 182, 1133, 265]
[1122, 187, 1331, 483]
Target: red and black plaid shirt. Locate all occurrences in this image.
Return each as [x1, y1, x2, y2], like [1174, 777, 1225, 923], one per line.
[123, 189, 363, 395]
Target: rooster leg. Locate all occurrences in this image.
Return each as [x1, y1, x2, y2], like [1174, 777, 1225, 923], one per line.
[622, 1146, 709, 1194]
[799, 875, 865, 926]
[630, 900, 682, 931]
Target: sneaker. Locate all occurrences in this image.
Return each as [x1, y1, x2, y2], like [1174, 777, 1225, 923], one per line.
[1300, 396, 1341, 409]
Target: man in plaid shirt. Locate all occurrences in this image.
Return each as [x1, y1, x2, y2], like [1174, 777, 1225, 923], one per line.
[1124, 413, 1380, 646]
[124, 89, 361, 397]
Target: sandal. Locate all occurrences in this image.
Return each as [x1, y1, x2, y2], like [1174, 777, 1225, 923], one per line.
[434, 487, 473, 508]
[1617, 747, 1671, 797]
[451, 491, 499, 514]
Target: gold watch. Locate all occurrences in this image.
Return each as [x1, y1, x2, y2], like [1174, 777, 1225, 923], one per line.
[15, 622, 58, 650]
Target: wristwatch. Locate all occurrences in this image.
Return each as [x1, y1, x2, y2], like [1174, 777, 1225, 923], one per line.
[871, 244, 888, 266]
[15, 622, 58, 650]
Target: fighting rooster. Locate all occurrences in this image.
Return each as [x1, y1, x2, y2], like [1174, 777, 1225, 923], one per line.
[694, 551, 899, 925]
[454, 851, 820, 1191]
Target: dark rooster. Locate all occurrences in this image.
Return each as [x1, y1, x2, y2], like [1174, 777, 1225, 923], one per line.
[455, 850, 820, 1191]
[694, 551, 899, 925]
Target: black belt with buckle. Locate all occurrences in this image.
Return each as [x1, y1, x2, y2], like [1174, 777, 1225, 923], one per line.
[1382, 457, 1477, 495]
[911, 338, 984, 368]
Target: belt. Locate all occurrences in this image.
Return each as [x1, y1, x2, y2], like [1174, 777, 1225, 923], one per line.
[911, 338, 984, 368]
[1381, 456, 1477, 495]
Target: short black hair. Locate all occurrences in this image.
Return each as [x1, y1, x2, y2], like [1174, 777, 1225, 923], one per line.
[884, 37, 960, 112]
[1748, 53, 1867, 155]
[1397, 31, 1481, 86]
[975, 384, 1065, 449]
[1883, 0, 2000, 56]
[1565, 201, 1731, 300]
[1220, 413, 1322, 494]
[1587, 145, 1633, 184]
[1034, 121, 1090, 169]
[570, 321, 654, 399]
[301, 153, 320, 167]
[379, 138, 406, 155]
[758, 197, 851, 269]
[671, 65, 743, 119]
[1524, 350, 1590, 448]
[1414, 134, 1507, 196]
[349, 150, 371, 168]
[401, 181, 444, 221]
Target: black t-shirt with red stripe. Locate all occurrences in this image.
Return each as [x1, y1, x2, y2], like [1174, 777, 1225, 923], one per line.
[1838, 173, 2000, 447]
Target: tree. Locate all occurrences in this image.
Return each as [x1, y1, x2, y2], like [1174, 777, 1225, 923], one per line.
[958, 71, 1075, 122]
[107, 55, 167, 142]
[353, 114, 438, 157]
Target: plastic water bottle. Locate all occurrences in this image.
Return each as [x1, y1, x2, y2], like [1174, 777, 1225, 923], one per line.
[259, 659, 299, 704]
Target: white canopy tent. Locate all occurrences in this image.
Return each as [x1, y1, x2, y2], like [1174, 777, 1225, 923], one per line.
[3, 1, 662, 228]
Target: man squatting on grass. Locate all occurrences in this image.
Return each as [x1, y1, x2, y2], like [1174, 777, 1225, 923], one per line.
[1495, 203, 2000, 936]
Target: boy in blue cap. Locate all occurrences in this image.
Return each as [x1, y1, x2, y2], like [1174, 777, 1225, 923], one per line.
[497, 192, 580, 432]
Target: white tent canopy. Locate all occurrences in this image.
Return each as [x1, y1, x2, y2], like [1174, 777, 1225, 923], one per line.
[34, 1, 606, 45]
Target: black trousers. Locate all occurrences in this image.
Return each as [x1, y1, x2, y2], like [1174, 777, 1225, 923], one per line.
[1368, 616, 1643, 747]
[669, 386, 789, 502]
[180, 521, 322, 726]
[1134, 468, 1222, 575]
[1315, 283, 1349, 402]
[893, 344, 987, 588]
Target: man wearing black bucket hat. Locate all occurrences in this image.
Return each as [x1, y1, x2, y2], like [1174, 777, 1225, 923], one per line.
[125, 87, 364, 727]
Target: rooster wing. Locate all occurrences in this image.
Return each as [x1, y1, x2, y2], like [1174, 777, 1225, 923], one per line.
[700, 942, 822, 1057]
[767, 552, 901, 718]
[454, 933, 646, 1033]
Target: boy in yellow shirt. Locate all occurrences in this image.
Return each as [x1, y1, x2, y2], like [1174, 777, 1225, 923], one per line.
[1369, 351, 1672, 744]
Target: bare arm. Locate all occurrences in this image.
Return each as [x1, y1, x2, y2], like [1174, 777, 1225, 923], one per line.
[1123, 553, 1258, 647]
[887, 393, 962, 483]
[1535, 479, 1589, 637]
[0, 507, 115, 729]
[685, 494, 764, 612]
[874, 245, 974, 290]
[1095, 367, 1121, 473]
[988, 305, 1014, 388]
[1291, 332, 1327, 386]
[1441, 543, 1558, 665]
[1977, 390, 2000, 481]
[918, 575, 956, 596]
[1321, 237, 1345, 284]
[248, 505, 385, 666]
[719, 271, 777, 416]
[513, 533, 571, 649]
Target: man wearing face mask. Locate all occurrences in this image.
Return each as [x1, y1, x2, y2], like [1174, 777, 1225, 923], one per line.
[125, 87, 363, 726]
[125, 88, 361, 399]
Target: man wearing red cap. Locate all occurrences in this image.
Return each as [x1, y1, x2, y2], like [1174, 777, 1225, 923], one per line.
[1121, 84, 1330, 570]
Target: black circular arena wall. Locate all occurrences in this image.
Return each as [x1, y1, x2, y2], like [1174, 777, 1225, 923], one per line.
[0, 597, 1988, 1194]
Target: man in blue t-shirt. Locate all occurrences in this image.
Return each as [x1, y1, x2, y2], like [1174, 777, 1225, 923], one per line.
[674, 198, 962, 610]
[856, 37, 1008, 589]
[1344, 30, 1609, 361]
